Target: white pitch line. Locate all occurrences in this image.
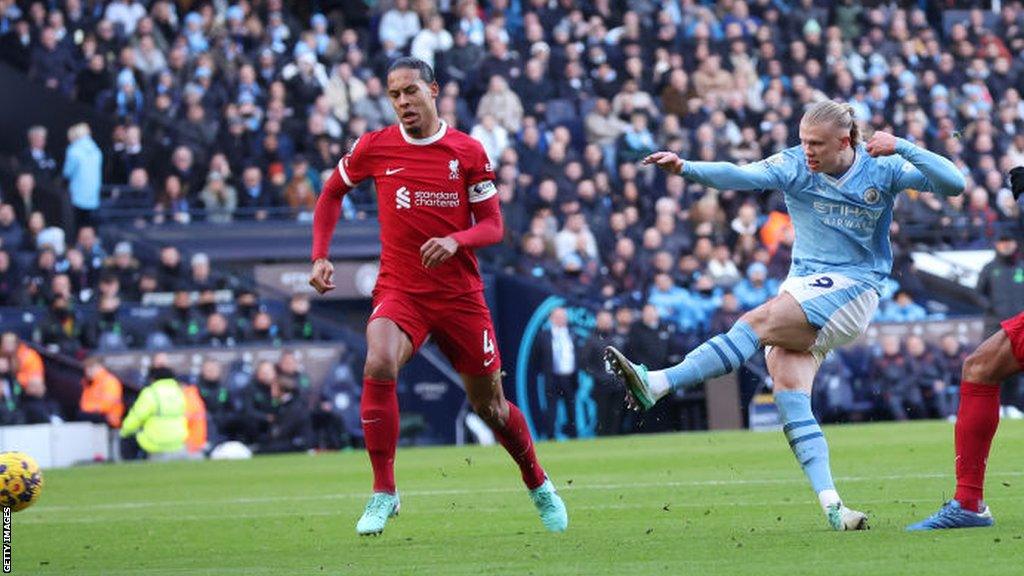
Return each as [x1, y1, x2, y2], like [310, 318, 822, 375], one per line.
[30, 470, 1024, 515]
[20, 494, 1024, 526]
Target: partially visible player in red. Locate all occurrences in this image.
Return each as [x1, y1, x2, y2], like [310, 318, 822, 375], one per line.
[908, 167, 1024, 531]
[309, 57, 567, 536]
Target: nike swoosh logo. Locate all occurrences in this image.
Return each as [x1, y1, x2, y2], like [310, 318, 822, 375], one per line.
[483, 358, 496, 367]
[385, 167, 405, 176]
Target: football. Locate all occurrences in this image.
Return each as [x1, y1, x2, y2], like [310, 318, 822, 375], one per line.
[0, 452, 43, 512]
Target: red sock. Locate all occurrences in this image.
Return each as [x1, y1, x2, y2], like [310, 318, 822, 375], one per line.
[954, 381, 1001, 512]
[493, 403, 546, 490]
[361, 378, 399, 493]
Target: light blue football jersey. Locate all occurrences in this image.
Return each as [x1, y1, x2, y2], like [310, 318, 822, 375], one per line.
[680, 139, 964, 291]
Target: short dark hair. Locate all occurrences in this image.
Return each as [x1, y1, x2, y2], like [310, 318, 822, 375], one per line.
[387, 57, 435, 83]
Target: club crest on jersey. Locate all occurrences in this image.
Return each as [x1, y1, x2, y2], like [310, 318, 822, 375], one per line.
[396, 186, 411, 209]
[448, 159, 460, 180]
[863, 188, 880, 205]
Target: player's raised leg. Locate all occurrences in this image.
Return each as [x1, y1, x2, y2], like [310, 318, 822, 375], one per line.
[355, 317, 414, 536]
[908, 315, 1023, 531]
[606, 293, 811, 410]
[768, 347, 867, 531]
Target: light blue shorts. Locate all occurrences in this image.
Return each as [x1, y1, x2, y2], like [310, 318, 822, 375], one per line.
[774, 273, 880, 363]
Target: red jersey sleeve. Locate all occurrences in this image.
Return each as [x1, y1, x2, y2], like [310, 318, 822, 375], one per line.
[336, 133, 375, 187]
[463, 140, 498, 204]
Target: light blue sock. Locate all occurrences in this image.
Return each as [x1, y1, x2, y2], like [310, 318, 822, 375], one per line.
[660, 320, 760, 391]
[775, 390, 838, 505]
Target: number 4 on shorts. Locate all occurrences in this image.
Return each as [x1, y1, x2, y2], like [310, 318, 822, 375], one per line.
[483, 329, 495, 355]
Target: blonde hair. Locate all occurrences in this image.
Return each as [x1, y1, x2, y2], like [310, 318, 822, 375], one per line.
[802, 101, 861, 146]
[67, 123, 91, 142]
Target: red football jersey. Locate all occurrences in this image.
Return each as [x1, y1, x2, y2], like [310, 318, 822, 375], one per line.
[338, 121, 497, 296]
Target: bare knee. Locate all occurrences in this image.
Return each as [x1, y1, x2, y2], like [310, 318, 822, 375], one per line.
[963, 350, 996, 383]
[364, 350, 400, 381]
[472, 397, 508, 428]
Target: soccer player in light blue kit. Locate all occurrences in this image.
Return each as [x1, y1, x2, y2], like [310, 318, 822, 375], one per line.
[605, 101, 965, 530]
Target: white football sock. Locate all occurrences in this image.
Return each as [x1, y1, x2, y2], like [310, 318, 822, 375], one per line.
[647, 370, 671, 400]
[818, 489, 842, 512]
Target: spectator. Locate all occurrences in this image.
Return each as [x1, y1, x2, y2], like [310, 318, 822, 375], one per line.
[379, 0, 421, 51]
[153, 175, 191, 226]
[203, 313, 237, 347]
[580, 309, 624, 436]
[410, 14, 452, 70]
[976, 233, 1024, 337]
[873, 335, 923, 421]
[709, 291, 744, 336]
[156, 245, 186, 291]
[313, 349, 359, 449]
[104, 0, 145, 36]
[199, 171, 237, 223]
[0, 18, 32, 74]
[0, 204, 23, 251]
[19, 126, 58, 183]
[282, 294, 318, 341]
[0, 250, 18, 306]
[350, 76, 395, 131]
[8, 172, 42, 229]
[246, 360, 278, 444]
[245, 311, 281, 345]
[188, 253, 218, 292]
[38, 296, 85, 356]
[104, 242, 139, 297]
[470, 113, 509, 166]
[182, 376, 207, 455]
[733, 262, 779, 311]
[706, 245, 742, 289]
[534, 307, 578, 439]
[255, 366, 312, 454]
[195, 358, 230, 444]
[84, 295, 132, 350]
[276, 350, 310, 391]
[29, 26, 75, 95]
[0, 356, 25, 425]
[63, 123, 103, 233]
[906, 335, 952, 419]
[876, 290, 928, 323]
[77, 356, 124, 428]
[119, 359, 187, 459]
[162, 290, 202, 346]
[238, 166, 276, 221]
[648, 272, 692, 330]
[477, 75, 524, 133]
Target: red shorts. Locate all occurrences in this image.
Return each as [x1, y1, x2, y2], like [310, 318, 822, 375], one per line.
[1001, 311, 1024, 367]
[370, 290, 501, 376]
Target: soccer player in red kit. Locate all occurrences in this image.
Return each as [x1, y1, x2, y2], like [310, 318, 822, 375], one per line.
[309, 57, 567, 536]
[908, 167, 1024, 530]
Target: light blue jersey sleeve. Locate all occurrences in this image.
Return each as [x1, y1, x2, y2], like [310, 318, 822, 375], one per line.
[680, 153, 793, 191]
[890, 138, 965, 197]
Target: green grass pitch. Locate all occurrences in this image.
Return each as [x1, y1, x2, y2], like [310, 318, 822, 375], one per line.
[15, 421, 1024, 575]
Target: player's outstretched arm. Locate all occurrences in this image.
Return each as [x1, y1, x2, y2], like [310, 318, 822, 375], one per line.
[642, 150, 780, 191]
[867, 131, 965, 197]
[421, 193, 503, 269]
[309, 169, 349, 294]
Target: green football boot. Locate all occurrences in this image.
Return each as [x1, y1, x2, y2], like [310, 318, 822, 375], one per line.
[356, 492, 400, 536]
[529, 478, 568, 532]
[603, 346, 656, 410]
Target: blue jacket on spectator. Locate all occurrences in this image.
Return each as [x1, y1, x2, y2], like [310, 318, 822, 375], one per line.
[733, 263, 780, 311]
[875, 299, 928, 323]
[63, 129, 103, 210]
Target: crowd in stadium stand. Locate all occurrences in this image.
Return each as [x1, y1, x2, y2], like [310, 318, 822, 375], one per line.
[0, 0, 1023, 445]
